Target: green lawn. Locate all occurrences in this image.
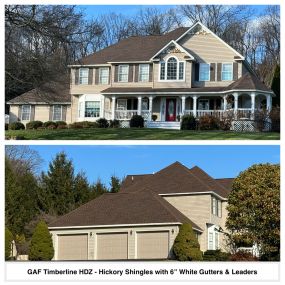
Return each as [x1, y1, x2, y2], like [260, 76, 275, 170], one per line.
[5, 128, 280, 140]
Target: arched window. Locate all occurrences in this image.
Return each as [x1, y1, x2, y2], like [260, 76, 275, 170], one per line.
[167, 57, 177, 80]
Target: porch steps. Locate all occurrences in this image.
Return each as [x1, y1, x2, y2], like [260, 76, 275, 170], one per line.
[145, 121, 181, 130]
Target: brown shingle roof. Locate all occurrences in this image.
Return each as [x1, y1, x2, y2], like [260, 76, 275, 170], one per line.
[8, 79, 71, 104]
[75, 27, 189, 65]
[215, 178, 234, 192]
[49, 190, 202, 231]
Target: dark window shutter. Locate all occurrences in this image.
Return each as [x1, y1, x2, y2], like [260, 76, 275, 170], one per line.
[49, 106, 54, 121]
[88, 68, 93, 85]
[233, 62, 238, 80]
[210, 63, 216, 81]
[149, 64, 153, 82]
[75, 69, 79, 85]
[62, 106, 67, 121]
[30, 106, 35, 121]
[95, 68, 99, 84]
[134, 64, 139, 82]
[128, 65, 133, 82]
[217, 63, 222, 81]
[195, 63, 200, 81]
[114, 65, 118, 82]
[18, 106, 22, 121]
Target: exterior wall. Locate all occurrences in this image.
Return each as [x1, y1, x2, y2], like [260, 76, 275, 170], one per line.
[9, 105, 20, 123]
[50, 225, 180, 260]
[33, 105, 50, 122]
[71, 96, 79, 122]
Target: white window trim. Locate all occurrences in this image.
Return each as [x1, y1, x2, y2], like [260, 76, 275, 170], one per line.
[117, 99, 128, 110]
[158, 56, 185, 82]
[52, 105, 62, 121]
[99, 67, 109, 85]
[85, 101, 101, 118]
[198, 99, 210, 110]
[208, 225, 219, 250]
[21, 105, 31, 121]
[212, 197, 216, 215]
[118, 65, 129, 82]
[199, 63, 210, 81]
[138, 64, 150, 82]
[79, 68, 89, 85]
[221, 62, 233, 81]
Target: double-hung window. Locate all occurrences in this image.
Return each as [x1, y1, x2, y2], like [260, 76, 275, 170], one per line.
[53, 105, 62, 121]
[199, 63, 210, 81]
[99, 68, 109, 84]
[160, 57, 185, 81]
[21, 105, 31, 121]
[139, 64, 149, 82]
[85, 101, 100, 118]
[79, 68, 89, 85]
[118, 65, 129, 82]
[222, 63, 233, 81]
[212, 196, 222, 217]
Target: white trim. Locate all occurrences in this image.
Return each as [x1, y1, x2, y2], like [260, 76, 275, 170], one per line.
[150, 40, 195, 61]
[176, 21, 245, 60]
[79, 68, 89, 85]
[7, 102, 71, 105]
[52, 105, 63, 121]
[20, 105, 31, 121]
[109, 61, 151, 64]
[118, 64, 129, 82]
[98, 67, 109, 85]
[199, 63, 210, 81]
[68, 64, 111, 67]
[138, 64, 150, 82]
[158, 56, 186, 82]
[159, 191, 227, 201]
[221, 62, 234, 81]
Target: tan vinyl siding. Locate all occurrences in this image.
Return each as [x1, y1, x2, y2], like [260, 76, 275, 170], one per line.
[71, 96, 79, 122]
[9, 105, 20, 123]
[33, 105, 50, 122]
[65, 106, 72, 123]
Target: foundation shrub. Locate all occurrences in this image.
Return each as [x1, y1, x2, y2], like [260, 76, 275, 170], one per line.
[130, 115, 144, 128]
[203, 250, 230, 261]
[229, 250, 258, 261]
[26, 121, 43, 130]
[181, 115, 197, 130]
[96, 118, 109, 128]
[109, 119, 120, 128]
[43, 121, 58, 128]
[198, 115, 219, 130]
[9, 122, 25, 130]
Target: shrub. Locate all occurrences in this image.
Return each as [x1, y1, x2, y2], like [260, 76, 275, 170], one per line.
[173, 224, 203, 261]
[68, 122, 83, 129]
[68, 121, 97, 129]
[151, 114, 158, 121]
[57, 124, 67, 129]
[97, 118, 109, 128]
[26, 120, 43, 130]
[29, 221, 54, 261]
[109, 119, 120, 128]
[218, 111, 235, 131]
[5, 228, 14, 260]
[229, 250, 258, 261]
[47, 125, 57, 130]
[269, 107, 280, 132]
[9, 122, 25, 130]
[181, 115, 197, 130]
[130, 115, 144, 128]
[43, 121, 58, 128]
[56, 121, 67, 127]
[198, 115, 219, 130]
[5, 123, 9, 130]
[203, 250, 230, 261]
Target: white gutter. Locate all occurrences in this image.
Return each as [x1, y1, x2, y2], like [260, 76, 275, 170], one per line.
[68, 64, 111, 67]
[7, 102, 71, 105]
[159, 191, 228, 201]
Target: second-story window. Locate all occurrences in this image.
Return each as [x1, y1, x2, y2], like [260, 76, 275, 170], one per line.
[160, 62, 165, 80]
[118, 65, 129, 82]
[160, 57, 185, 81]
[167, 57, 177, 80]
[139, 64, 149, 82]
[79, 68, 89, 84]
[199, 63, 210, 81]
[222, 63, 233, 81]
[99, 68, 109, 84]
[212, 196, 222, 217]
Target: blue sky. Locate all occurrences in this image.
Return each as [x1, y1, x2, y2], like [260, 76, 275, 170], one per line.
[30, 145, 279, 186]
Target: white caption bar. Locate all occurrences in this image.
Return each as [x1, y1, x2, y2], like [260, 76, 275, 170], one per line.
[6, 261, 279, 282]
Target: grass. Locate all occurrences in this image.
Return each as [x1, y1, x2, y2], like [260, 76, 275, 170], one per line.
[5, 128, 280, 140]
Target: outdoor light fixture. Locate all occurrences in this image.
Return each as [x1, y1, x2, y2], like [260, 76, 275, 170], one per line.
[171, 229, 175, 234]
[130, 230, 133, 235]
[90, 232, 93, 237]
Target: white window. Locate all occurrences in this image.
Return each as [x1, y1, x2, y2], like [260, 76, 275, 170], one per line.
[118, 65, 129, 82]
[199, 63, 210, 81]
[139, 64, 149, 82]
[198, 99, 209, 110]
[21, 105, 31, 121]
[208, 225, 219, 250]
[99, 68, 109, 84]
[179, 62, 184, 80]
[160, 57, 185, 81]
[53, 105, 62, 121]
[160, 62, 165, 80]
[222, 63, 233, 81]
[212, 197, 216, 215]
[117, 99, 127, 110]
[167, 57, 177, 80]
[85, 101, 100, 118]
[218, 200, 222, 218]
[79, 68, 89, 85]
[209, 233, 214, 250]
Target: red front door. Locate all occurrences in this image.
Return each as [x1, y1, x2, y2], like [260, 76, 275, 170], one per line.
[166, 98, 176, 121]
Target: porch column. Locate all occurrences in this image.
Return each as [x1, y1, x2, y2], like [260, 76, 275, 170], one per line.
[266, 94, 272, 112]
[111, 96, 116, 120]
[137, 96, 142, 115]
[233, 92, 239, 119]
[149, 96, 153, 121]
[181, 96, 186, 116]
[251, 92, 256, 120]
[223, 96, 227, 111]
[193, 95, 198, 117]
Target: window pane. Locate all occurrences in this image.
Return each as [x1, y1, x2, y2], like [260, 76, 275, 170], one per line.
[212, 197, 216, 215]
[179, 62, 184, 80]
[167, 57, 177, 80]
[139, 64, 149, 82]
[99, 68, 109, 84]
[209, 233, 214, 250]
[160, 62, 165, 80]
[53, 105, 62, 121]
[199, 63, 210, 81]
[21, 105, 31, 121]
[118, 65, 128, 82]
[85, 101, 100, 117]
[222, 64, 233, 80]
[79, 68, 89, 84]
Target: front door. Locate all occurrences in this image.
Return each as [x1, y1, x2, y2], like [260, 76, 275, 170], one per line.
[166, 98, 176, 121]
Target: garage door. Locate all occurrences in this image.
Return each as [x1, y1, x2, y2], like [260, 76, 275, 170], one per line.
[97, 232, 128, 260]
[58, 234, 88, 260]
[137, 231, 169, 259]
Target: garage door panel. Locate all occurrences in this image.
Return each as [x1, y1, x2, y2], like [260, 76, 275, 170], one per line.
[58, 234, 88, 260]
[97, 233, 128, 260]
[137, 231, 169, 259]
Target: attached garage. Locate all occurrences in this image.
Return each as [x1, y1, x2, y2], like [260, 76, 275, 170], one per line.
[96, 232, 128, 260]
[137, 231, 169, 259]
[57, 234, 88, 260]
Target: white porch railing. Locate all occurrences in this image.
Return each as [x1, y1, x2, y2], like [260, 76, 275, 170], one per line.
[115, 110, 138, 120]
[184, 109, 253, 119]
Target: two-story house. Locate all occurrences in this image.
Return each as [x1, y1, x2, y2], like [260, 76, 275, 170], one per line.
[8, 21, 274, 128]
[49, 162, 233, 260]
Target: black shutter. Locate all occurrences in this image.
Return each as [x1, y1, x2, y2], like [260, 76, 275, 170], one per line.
[217, 63, 222, 81]
[210, 63, 216, 81]
[95, 68, 99, 84]
[195, 63, 200, 81]
[88, 68, 93, 85]
[128, 65, 133, 82]
[233, 62, 238, 80]
[114, 65, 118, 82]
[149, 64, 153, 82]
[134, 64, 139, 82]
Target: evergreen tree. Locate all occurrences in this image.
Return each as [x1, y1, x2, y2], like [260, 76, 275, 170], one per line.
[74, 172, 91, 206]
[173, 224, 203, 261]
[90, 179, 108, 199]
[110, 175, 121, 193]
[41, 152, 75, 215]
[271, 64, 280, 106]
[5, 227, 13, 260]
[29, 221, 54, 261]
